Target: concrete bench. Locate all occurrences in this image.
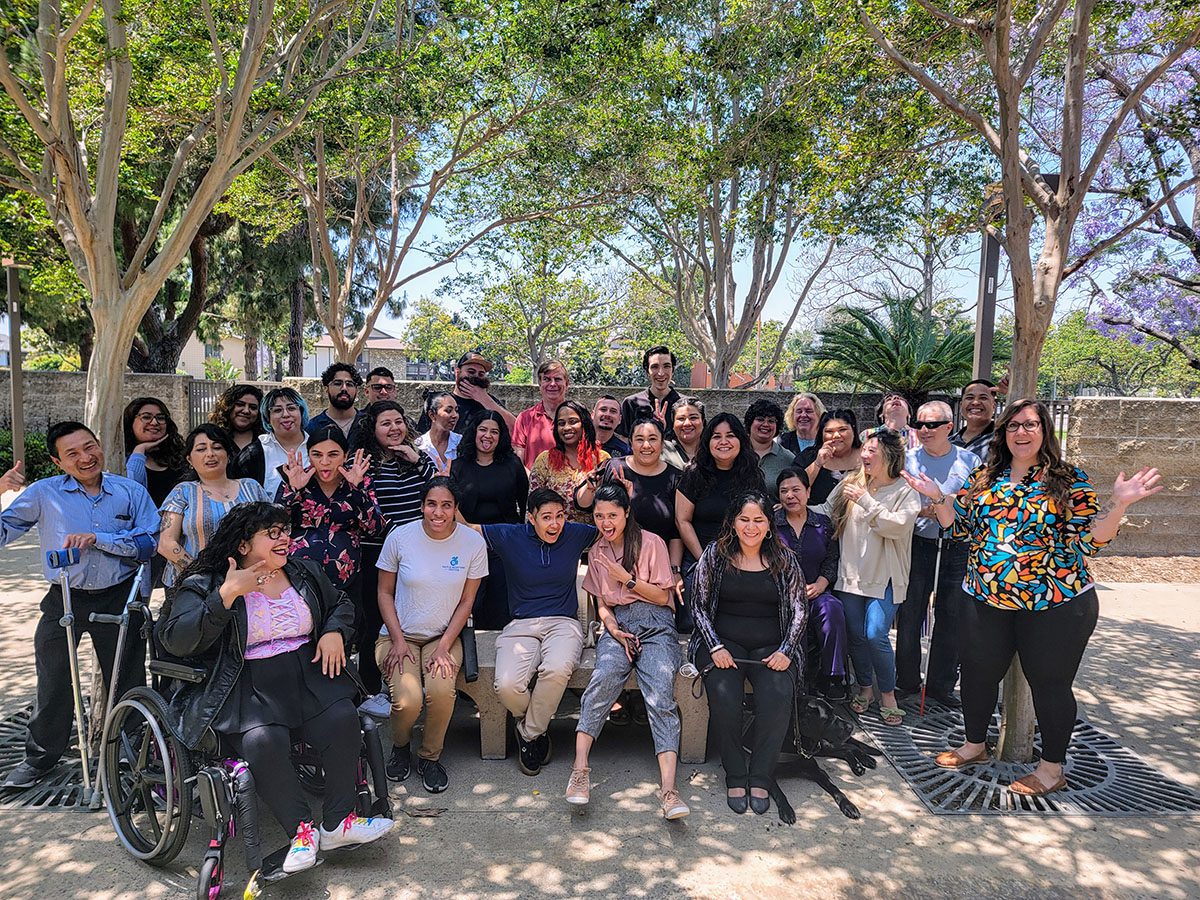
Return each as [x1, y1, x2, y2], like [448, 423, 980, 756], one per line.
[455, 630, 710, 764]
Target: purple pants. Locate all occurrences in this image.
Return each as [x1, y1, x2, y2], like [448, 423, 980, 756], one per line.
[809, 592, 847, 677]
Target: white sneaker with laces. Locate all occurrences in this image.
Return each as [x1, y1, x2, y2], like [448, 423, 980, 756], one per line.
[320, 813, 395, 850]
[357, 691, 392, 719]
[282, 821, 320, 873]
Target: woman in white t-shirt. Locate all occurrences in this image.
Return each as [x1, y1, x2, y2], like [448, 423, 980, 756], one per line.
[375, 477, 487, 793]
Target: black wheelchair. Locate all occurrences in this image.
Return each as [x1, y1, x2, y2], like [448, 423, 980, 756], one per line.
[96, 597, 392, 899]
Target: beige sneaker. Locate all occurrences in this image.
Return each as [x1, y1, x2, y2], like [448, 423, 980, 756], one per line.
[659, 788, 690, 820]
[565, 767, 591, 805]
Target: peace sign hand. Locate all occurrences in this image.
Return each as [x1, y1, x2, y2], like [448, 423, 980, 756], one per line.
[283, 449, 314, 490]
[343, 449, 372, 487]
[652, 398, 668, 427]
[611, 461, 635, 498]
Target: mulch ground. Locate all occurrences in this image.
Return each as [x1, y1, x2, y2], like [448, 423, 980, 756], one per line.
[1090, 556, 1200, 584]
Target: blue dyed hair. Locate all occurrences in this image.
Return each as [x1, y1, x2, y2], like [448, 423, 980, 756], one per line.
[261, 387, 310, 433]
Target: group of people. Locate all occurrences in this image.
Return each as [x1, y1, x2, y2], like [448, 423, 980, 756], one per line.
[0, 345, 1161, 872]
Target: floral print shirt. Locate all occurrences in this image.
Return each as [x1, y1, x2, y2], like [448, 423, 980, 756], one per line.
[950, 464, 1112, 611]
[529, 449, 611, 524]
[277, 479, 384, 589]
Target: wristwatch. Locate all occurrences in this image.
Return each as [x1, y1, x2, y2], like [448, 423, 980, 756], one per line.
[624, 576, 637, 590]
[671, 565, 682, 574]
[931, 492, 947, 506]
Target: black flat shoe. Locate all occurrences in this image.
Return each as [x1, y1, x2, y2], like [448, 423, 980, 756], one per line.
[726, 792, 749, 814]
[749, 793, 771, 815]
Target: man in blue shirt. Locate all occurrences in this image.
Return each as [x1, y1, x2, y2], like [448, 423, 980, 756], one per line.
[897, 402, 980, 707]
[0, 422, 159, 788]
[481, 489, 597, 777]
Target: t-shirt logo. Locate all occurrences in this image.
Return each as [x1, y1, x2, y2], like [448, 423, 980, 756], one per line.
[450, 556, 460, 567]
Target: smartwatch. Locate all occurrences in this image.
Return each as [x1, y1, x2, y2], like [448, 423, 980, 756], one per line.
[624, 576, 637, 590]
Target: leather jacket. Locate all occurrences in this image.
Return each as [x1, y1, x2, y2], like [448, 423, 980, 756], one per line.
[157, 557, 357, 749]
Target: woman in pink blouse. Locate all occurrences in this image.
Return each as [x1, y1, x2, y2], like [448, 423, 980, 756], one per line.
[159, 502, 393, 874]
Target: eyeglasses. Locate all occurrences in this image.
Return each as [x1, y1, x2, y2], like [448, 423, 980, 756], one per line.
[258, 526, 288, 541]
[137, 413, 168, 425]
[328, 380, 358, 389]
[368, 383, 396, 393]
[913, 420, 951, 430]
[1005, 420, 1042, 433]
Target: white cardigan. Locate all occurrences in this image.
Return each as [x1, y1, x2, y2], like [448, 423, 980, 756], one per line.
[831, 478, 922, 602]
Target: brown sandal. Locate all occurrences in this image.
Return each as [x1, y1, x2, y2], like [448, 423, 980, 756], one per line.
[1009, 772, 1068, 796]
[934, 747, 990, 769]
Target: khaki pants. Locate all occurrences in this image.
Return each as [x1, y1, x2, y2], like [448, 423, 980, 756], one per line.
[494, 616, 584, 741]
[374, 634, 462, 761]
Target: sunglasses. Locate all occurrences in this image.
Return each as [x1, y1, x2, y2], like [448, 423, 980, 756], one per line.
[913, 420, 951, 430]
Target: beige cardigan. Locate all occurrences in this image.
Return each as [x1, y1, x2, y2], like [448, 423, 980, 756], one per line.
[831, 478, 922, 601]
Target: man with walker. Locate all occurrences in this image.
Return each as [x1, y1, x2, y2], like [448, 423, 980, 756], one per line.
[0, 421, 158, 789]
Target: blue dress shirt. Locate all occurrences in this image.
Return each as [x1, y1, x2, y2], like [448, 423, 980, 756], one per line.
[0, 473, 160, 588]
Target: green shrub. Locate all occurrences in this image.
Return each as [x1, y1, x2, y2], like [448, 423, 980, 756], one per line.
[0, 430, 61, 482]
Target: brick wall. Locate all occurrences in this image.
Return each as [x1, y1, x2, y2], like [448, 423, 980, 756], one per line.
[1066, 397, 1200, 556]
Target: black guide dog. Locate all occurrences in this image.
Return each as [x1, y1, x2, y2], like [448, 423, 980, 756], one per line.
[735, 684, 881, 823]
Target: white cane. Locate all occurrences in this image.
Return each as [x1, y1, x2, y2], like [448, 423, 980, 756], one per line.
[47, 548, 93, 796]
[919, 537, 943, 717]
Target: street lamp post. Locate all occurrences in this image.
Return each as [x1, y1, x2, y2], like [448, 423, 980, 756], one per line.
[3, 258, 27, 470]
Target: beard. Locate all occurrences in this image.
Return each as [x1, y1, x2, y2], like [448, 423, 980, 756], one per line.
[330, 393, 356, 410]
[462, 374, 490, 390]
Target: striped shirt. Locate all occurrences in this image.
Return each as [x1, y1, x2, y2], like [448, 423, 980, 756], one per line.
[362, 452, 436, 544]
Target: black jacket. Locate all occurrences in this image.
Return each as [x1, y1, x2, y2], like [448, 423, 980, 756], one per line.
[157, 558, 357, 749]
[232, 438, 266, 484]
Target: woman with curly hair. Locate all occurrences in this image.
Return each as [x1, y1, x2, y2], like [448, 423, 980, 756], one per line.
[208, 384, 264, 451]
[904, 399, 1161, 796]
[829, 427, 921, 727]
[352, 400, 435, 695]
[528, 400, 609, 524]
[689, 491, 807, 817]
[123, 397, 188, 507]
[158, 502, 393, 873]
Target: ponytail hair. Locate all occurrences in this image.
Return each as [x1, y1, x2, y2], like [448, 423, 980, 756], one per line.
[593, 481, 642, 576]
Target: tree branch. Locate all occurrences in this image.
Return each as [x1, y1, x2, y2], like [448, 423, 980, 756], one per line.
[1100, 314, 1200, 371]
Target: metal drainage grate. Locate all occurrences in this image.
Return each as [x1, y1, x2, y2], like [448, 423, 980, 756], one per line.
[0, 706, 100, 811]
[855, 695, 1200, 816]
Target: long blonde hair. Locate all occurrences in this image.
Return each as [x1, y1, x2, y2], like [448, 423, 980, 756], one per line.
[830, 428, 906, 537]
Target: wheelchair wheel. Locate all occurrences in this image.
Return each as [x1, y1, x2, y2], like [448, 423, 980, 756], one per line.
[101, 687, 193, 864]
[197, 854, 223, 900]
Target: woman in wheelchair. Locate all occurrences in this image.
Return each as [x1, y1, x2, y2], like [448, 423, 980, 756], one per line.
[158, 501, 394, 874]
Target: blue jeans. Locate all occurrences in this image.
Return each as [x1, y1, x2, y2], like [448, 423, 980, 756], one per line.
[836, 584, 897, 695]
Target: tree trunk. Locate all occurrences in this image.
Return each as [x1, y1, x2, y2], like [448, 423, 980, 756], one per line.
[288, 277, 305, 377]
[85, 298, 145, 473]
[244, 325, 259, 381]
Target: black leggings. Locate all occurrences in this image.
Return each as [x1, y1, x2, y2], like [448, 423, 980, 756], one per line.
[960, 590, 1099, 763]
[225, 699, 361, 835]
[697, 639, 796, 790]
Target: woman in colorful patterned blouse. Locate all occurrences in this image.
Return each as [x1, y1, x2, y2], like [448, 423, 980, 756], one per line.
[904, 399, 1161, 797]
[276, 426, 383, 598]
[528, 400, 610, 524]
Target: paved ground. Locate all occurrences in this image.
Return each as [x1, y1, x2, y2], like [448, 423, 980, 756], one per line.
[0, 532, 1197, 900]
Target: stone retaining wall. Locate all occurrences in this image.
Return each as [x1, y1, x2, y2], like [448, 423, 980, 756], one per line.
[1066, 397, 1200, 556]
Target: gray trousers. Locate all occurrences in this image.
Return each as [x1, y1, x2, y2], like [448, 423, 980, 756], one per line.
[576, 602, 682, 755]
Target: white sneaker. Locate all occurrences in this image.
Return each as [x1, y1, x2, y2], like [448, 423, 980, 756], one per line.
[282, 821, 320, 873]
[357, 691, 392, 719]
[320, 813, 395, 850]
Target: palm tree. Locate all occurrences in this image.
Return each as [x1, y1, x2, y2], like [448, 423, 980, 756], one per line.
[808, 293, 1006, 408]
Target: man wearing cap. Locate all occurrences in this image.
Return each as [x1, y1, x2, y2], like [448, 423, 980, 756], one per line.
[419, 352, 515, 434]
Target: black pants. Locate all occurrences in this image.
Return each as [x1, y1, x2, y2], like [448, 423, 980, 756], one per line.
[356, 544, 384, 695]
[473, 547, 513, 631]
[26, 578, 146, 769]
[697, 639, 796, 790]
[226, 699, 361, 835]
[895, 537, 969, 696]
[960, 590, 1099, 763]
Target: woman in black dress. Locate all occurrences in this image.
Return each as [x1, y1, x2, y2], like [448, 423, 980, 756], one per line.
[159, 502, 393, 874]
[450, 411, 529, 629]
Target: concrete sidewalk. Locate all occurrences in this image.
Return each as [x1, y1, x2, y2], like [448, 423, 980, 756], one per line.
[0, 533, 1197, 899]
